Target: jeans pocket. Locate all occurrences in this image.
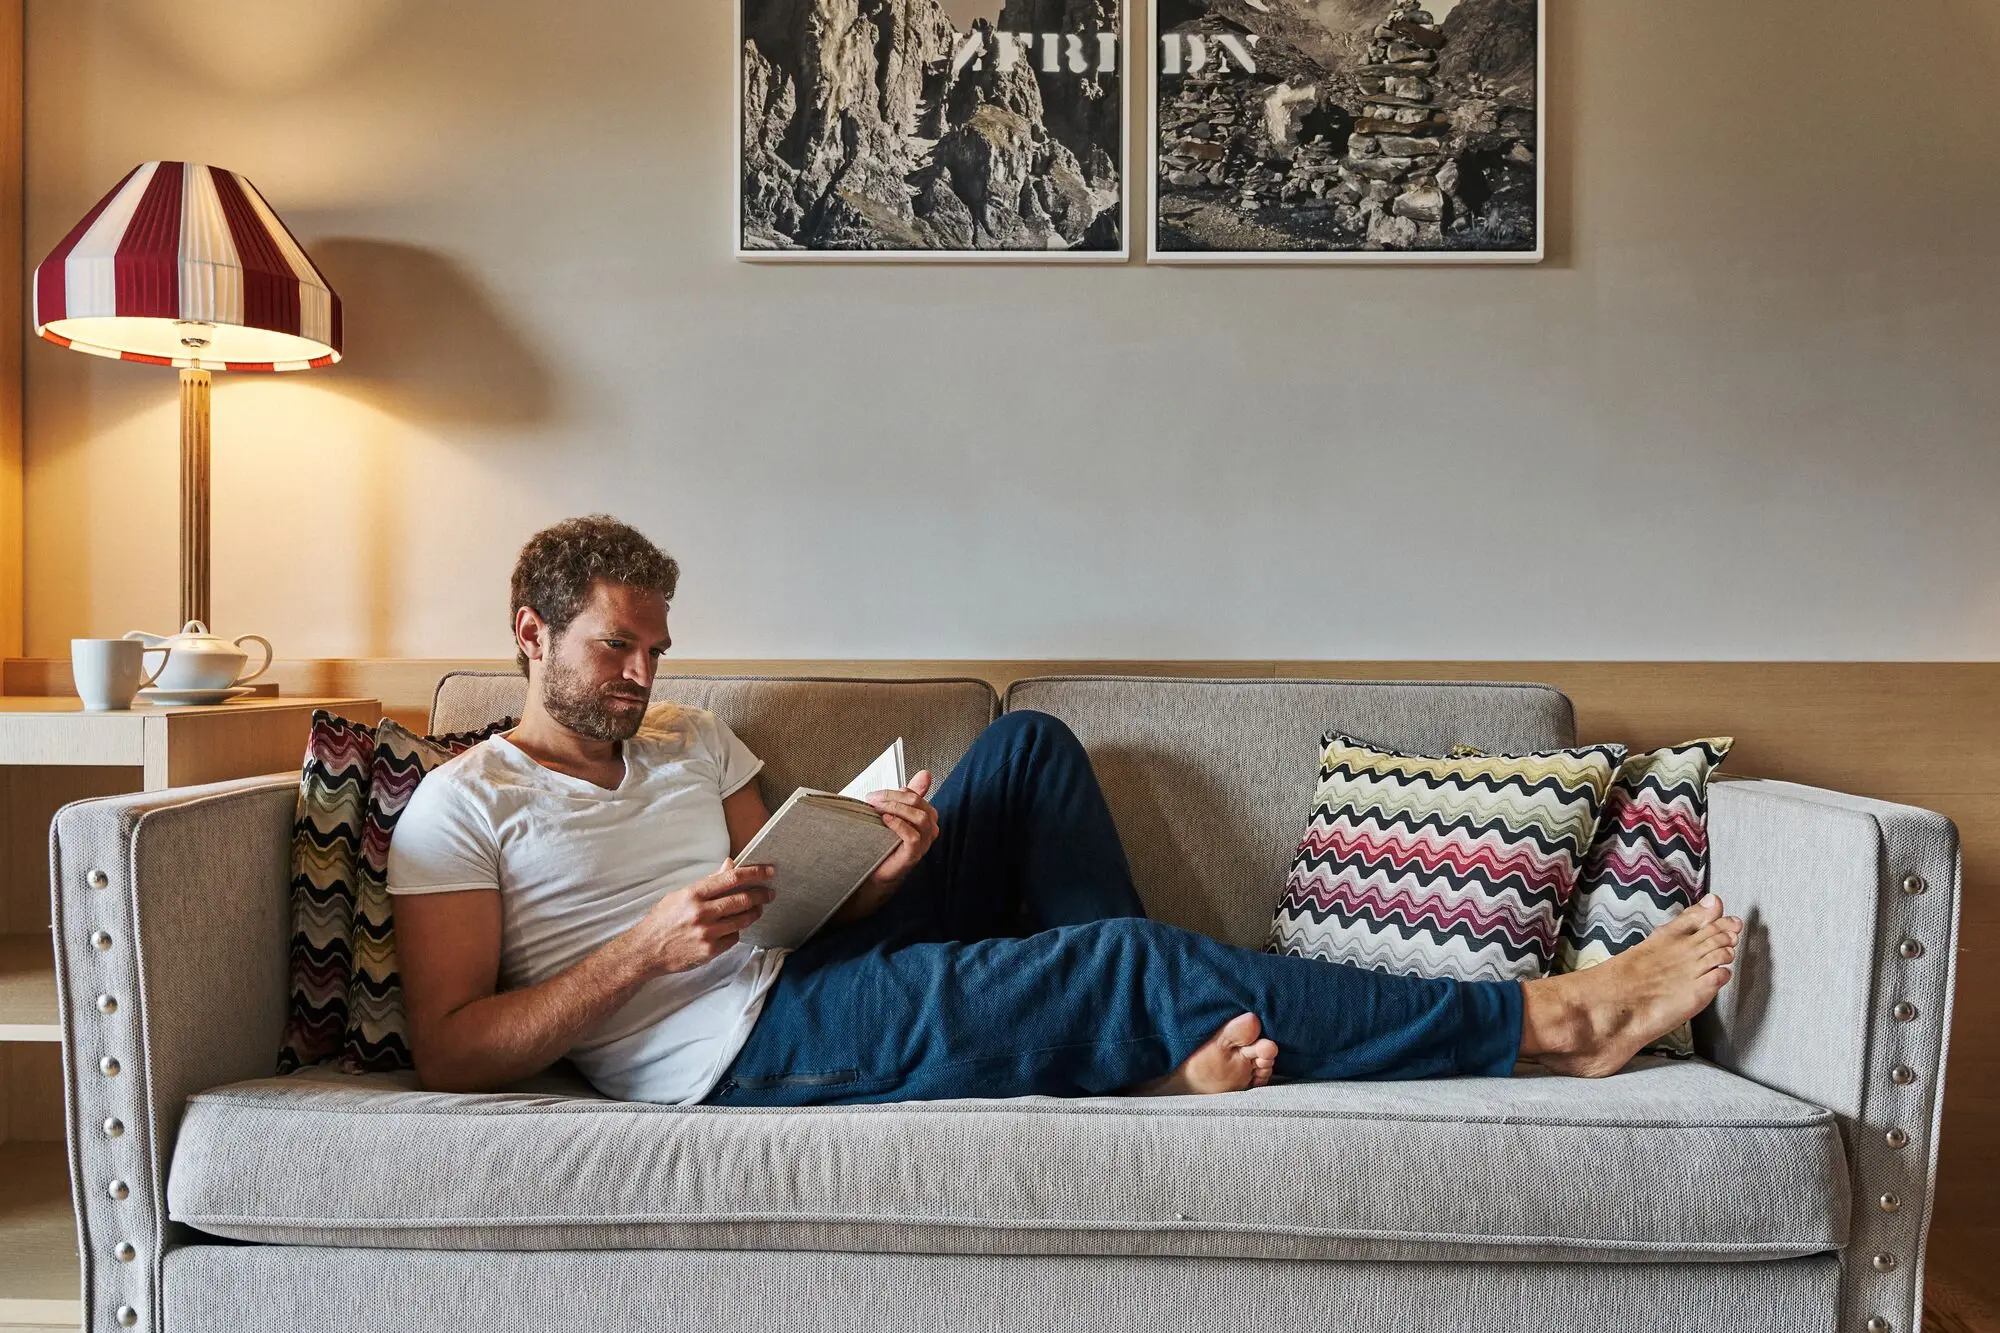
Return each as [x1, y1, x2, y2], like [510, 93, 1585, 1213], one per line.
[729, 1067, 862, 1090]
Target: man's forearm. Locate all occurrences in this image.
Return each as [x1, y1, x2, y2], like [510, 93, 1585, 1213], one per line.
[418, 929, 657, 1092]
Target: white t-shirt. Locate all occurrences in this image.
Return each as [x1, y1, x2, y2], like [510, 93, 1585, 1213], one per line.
[385, 703, 787, 1105]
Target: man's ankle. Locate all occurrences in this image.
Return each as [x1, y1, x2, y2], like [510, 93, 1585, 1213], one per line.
[1517, 976, 1586, 1059]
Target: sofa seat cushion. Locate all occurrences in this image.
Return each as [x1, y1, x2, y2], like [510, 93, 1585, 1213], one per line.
[167, 1057, 1847, 1263]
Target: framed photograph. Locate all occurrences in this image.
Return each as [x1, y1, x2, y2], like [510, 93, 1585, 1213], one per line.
[1148, 0, 1543, 263]
[738, 0, 1129, 261]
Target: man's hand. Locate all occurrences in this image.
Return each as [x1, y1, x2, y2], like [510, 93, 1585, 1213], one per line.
[828, 772, 940, 927]
[864, 770, 939, 889]
[625, 859, 777, 975]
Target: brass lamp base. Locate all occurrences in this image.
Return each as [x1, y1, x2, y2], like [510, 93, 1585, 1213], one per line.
[180, 367, 210, 629]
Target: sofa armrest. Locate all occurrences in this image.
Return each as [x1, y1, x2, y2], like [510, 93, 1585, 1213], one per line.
[50, 771, 299, 1333]
[1699, 776, 1961, 1333]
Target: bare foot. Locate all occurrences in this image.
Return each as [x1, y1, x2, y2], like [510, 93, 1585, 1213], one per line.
[1520, 895, 1742, 1078]
[1128, 1012, 1279, 1096]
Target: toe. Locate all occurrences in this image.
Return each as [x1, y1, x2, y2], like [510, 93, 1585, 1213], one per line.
[1219, 1012, 1262, 1048]
[1671, 899, 1718, 933]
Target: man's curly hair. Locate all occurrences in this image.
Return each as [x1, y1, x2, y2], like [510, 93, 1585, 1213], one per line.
[509, 515, 680, 675]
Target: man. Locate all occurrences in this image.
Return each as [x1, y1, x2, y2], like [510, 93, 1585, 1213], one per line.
[389, 515, 1742, 1106]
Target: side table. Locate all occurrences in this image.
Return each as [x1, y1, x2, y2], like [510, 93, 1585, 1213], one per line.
[0, 695, 380, 1331]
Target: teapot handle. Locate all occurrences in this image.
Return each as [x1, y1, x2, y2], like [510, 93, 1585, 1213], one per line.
[233, 634, 273, 685]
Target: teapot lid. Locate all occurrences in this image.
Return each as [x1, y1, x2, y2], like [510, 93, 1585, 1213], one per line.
[166, 620, 231, 646]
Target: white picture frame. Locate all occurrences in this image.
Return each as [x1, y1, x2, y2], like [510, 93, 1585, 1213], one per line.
[736, 1, 1132, 263]
[1145, 0, 1545, 264]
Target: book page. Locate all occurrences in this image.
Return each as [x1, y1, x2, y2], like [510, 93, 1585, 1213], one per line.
[838, 738, 907, 800]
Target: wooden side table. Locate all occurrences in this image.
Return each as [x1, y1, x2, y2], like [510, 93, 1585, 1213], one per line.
[0, 695, 380, 1331]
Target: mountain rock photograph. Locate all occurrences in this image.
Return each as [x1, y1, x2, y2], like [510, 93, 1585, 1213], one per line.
[741, 0, 1125, 255]
[1152, 0, 1539, 258]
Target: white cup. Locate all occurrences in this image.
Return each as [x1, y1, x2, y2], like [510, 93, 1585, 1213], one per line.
[71, 639, 170, 711]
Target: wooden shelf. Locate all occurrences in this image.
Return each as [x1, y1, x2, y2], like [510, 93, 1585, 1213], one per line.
[0, 932, 57, 1042]
[0, 1139, 81, 1328]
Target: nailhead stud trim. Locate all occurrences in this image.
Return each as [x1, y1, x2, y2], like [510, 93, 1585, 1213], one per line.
[1874, 861, 1936, 1333]
[106, 1179, 128, 1201]
[113, 1242, 136, 1262]
[90, 930, 112, 951]
[87, 868, 109, 888]
[96, 994, 117, 1015]
[102, 1117, 123, 1138]
[116, 1305, 137, 1327]
[99, 1056, 120, 1078]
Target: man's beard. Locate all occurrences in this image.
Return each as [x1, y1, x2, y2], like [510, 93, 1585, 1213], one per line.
[540, 652, 647, 742]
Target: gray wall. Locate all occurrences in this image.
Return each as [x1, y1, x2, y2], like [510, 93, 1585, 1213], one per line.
[21, 0, 2000, 660]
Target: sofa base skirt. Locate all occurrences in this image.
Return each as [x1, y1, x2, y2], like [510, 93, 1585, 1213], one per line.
[161, 1244, 1841, 1333]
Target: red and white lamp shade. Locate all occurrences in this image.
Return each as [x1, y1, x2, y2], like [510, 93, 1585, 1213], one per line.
[34, 161, 344, 631]
[34, 160, 342, 371]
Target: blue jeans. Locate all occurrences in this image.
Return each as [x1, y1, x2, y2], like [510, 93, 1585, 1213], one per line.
[705, 711, 1524, 1106]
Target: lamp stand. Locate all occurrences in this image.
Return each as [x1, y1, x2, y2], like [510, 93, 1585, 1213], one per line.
[179, 366, 211, 629]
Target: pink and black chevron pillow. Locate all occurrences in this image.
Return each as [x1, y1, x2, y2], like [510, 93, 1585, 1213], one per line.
[278, 710, 512, 1075]
[1266, 733, 1626, 983]
[1560, 737, 1734, 1056]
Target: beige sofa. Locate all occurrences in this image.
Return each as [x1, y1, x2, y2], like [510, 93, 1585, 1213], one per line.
[49, 674, 1960, 1333]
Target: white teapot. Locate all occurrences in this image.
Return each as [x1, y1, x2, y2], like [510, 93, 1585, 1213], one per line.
[122, 620, 273, 693]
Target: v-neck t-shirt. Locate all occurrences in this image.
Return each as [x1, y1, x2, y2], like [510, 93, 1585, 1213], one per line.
[385, 702, 786, 1105]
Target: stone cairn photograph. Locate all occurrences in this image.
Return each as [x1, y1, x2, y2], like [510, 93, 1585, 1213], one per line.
[1151, 0, 1539, 259]
[740, 0, 1125, 256]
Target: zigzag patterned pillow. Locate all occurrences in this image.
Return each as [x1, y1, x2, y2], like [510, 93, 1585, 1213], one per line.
[278, 710, 512, 1075]
[1559, 737, 1734, 1057]
[278, 711, 374, 1073]
[1265, 732, 1626, 983]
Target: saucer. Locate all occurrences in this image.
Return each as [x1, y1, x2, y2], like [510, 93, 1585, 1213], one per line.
[135, 685, 256, 706]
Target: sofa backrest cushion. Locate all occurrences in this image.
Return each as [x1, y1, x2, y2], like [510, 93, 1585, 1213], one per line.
[1003, 678, 1576, 949]
[430, 673, 999, 813]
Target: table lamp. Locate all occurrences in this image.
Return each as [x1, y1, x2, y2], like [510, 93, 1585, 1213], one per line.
[32, 161, 343, 628]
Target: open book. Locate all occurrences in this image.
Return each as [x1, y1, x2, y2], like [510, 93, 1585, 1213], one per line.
[733, 739, 910, 951]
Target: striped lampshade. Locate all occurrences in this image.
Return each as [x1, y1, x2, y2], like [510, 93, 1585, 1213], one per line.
[34, 160, 341, 372]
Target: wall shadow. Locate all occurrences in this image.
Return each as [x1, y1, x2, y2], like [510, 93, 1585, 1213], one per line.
[307, 238, 557, 427]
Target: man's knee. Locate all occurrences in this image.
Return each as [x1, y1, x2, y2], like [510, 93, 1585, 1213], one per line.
[982, 709, 1086, 758]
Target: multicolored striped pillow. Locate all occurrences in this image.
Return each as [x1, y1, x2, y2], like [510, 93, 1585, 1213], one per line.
[1560, 737, 1734, 1057]
[278, 710, 374, 1073]
[278, 710, 512, 1075]
[1266, 732, 1626, 982]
